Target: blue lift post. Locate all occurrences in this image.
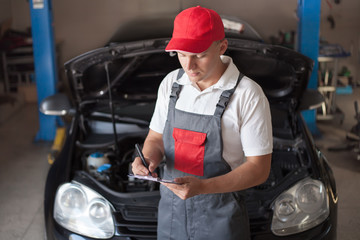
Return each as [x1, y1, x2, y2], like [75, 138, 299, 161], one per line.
[296, 0, 321, 136]
[29, 0, 57, 141]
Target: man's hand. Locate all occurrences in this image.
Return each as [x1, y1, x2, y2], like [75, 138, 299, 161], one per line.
[131, 129, 164, 176]
[162, 153, 272, 200]
[131, 156, 158, 177]
[162, 176, 204, 200]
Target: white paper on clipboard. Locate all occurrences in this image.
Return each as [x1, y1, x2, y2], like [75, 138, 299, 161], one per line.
[128, 174, 180, 184]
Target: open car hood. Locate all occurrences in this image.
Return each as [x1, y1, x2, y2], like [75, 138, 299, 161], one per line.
[64, 38, 313, 111]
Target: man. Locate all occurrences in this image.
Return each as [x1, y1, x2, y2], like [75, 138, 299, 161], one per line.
[132, 6, 273, 240]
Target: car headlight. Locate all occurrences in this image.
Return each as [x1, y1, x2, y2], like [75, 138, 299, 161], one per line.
[54, 182, 115, 239]
[271, 177, 329, 236]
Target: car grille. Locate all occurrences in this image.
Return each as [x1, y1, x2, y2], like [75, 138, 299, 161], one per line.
[113, 206, 157, 239]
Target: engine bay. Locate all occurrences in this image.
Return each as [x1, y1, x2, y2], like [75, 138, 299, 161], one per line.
[74, 118, 310, 194]
[76, 139, 160, 193]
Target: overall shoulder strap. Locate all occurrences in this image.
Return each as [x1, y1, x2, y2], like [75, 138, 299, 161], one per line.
[214, 73, 244, 118]
[169, 69, 185, 108]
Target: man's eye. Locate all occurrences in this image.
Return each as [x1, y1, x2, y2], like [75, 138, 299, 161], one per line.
[196, 54, 205, 58]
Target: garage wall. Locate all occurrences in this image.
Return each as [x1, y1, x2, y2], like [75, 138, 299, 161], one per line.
[9, 0, 30, 31]
[52, 0, 180, 64]
[183, 0, 298, 42]
[6, 0, 360, 83]
[319, 0, 360, 86]
[9, 0, 298, 63]
[0, 0, 11, 32]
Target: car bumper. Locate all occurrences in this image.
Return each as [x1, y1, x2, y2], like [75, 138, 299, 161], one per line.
[50, 221, 137, 240]
[48, 216, 335, 240]
[251, 216, 336, 240]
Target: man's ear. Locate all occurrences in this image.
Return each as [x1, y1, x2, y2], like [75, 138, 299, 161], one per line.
[219, 39, 228, 55]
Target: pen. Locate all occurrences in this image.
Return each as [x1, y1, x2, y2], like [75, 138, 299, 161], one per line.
[135, 143, 152, 176]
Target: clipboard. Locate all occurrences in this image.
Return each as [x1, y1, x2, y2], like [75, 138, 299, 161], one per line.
[128, 174, 180, 184]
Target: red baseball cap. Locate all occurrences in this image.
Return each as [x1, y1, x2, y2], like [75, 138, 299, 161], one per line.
[165, 6, 225, 53]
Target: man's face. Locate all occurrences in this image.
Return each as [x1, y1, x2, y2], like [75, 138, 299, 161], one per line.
[176, 40, 228, 89]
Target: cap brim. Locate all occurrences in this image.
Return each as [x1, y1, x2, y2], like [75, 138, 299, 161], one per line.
[165, 38, 213, 54]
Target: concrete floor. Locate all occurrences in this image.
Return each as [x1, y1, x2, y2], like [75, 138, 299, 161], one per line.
[315, 88, 360, 240]
[0, 89, 359, 240]
[0, 101, 50, 240]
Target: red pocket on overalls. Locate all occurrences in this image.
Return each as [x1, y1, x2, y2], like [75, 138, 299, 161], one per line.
[172, 128, 206, 176]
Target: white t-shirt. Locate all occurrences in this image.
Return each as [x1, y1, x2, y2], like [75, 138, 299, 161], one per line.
[150, 55, 273, 170]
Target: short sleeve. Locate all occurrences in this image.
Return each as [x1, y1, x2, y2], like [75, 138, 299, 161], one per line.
[240, 94, 273, 157]
[149, 70, 178, 134]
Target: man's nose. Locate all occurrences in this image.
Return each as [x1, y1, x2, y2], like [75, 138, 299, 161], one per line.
[184, 56, 196, 70]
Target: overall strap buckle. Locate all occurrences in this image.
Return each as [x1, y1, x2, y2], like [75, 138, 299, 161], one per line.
[214, 73, 244, 118]
[215, 91, 232, 111]
[169, 69, 185, 105]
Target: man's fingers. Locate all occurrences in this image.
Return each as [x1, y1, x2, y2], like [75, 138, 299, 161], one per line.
[174, 177, 185, 183]
[148, 162, 157, 173]
[162, 183, 188, 200]
[132, 157, 149, 175]
[162, 176, 203, 200]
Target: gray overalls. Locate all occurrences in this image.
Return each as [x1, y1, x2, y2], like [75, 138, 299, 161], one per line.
[157, 69, 250, 240]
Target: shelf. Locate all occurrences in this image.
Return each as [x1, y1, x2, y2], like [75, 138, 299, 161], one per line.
[316, 53, 350, 123]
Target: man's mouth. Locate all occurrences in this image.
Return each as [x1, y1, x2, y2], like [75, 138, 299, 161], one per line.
[188, 71, 200, 77]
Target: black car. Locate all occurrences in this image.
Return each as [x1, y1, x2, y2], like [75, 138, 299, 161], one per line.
[41, 29, 337, 239]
